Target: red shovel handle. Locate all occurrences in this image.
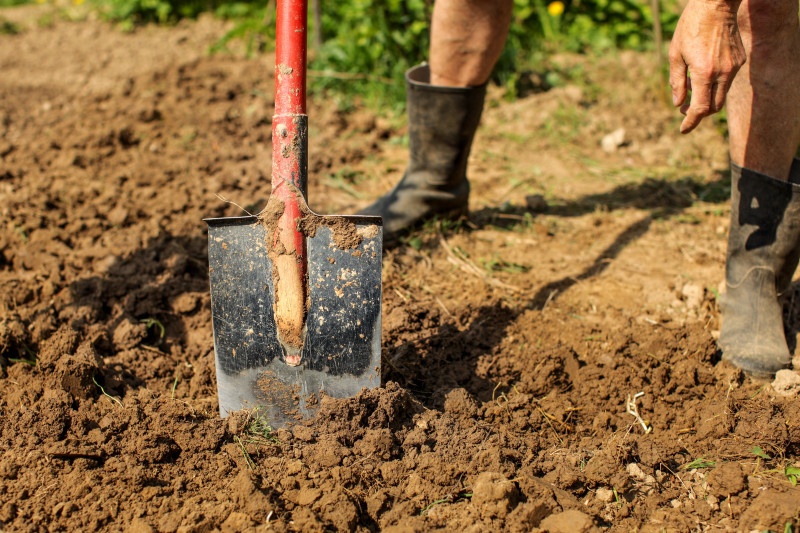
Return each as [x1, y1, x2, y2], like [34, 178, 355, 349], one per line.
[271, 0, 309, 363]
[272, 0, 307, 195]
[275, 0, 307, 117]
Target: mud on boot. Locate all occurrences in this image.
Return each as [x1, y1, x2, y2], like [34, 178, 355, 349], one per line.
[719, 159, 800, 379]
[358, 64, 486, 245]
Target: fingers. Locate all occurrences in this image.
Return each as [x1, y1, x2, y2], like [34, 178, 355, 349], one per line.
[668, 48, 688, 107]
[680, 77, 712, 134]
[712, 74, 736, 112]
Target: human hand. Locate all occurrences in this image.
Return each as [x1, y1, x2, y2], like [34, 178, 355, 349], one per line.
[668, 0, 746, 133]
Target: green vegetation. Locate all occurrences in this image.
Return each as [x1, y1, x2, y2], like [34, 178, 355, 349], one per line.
[140, 317, 166, 339]
[786, 465, 800, 486]
[92, 376, 124, 407]
[681, 458, 716, 470]
[245, 407, 279, 442]
[313, 0, 681, 104]
[0, 16, 21, 34]
[51, 0, 684, 105]
[8, 344, 37, 366]
[231, 407, 280, 470]
[310, 0, 430, 106]
[92, 0, 229, 26]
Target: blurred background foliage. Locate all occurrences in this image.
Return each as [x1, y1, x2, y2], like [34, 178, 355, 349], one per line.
[5, 0, 682, 105]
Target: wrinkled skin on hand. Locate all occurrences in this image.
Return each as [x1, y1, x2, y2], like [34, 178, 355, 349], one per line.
[669, 0, 747, 133]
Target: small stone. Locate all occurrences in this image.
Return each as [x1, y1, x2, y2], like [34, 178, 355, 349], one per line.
[681, 283, 704, 310]
[595, 487, 614, 503]
[601, 128, 628, 153]
[107, 206, 129, 226]
[94, 255, 119, 274]
[625, 463, 646, 480]
[771, 369, 800, 397]
[706, 494, 720, 511]
[171, 293, 199, 314]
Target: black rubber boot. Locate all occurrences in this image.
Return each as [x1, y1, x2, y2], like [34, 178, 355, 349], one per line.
[719, 159, 800, 379]
[358, 64, 486, 244]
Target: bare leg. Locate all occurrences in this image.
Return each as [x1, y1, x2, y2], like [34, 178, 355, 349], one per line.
[727, 0, 800, 180]
[429, 0, 513, 87]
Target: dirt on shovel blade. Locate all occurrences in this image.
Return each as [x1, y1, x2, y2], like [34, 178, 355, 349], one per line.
[1, 7, 799, 533]
[206, 198, 382, 425]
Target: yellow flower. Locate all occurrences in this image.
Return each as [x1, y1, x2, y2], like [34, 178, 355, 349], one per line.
[547, 1, 565, 16]
[73, 0, 85, 4]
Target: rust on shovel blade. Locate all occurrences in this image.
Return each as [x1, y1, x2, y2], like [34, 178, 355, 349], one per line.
[206, 212, 382, 427]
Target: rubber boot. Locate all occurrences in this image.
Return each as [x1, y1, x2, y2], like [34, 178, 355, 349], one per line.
[718, 159, 800, 379]
[358, 64, 486, 244]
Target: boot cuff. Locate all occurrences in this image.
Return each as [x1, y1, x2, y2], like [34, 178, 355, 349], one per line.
[731, 158, 800, 186]
[405, 64, 488, 95]
[792, 158, 800, 185]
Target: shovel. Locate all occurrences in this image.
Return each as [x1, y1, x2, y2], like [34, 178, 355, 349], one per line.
[205, 0, 383, 426]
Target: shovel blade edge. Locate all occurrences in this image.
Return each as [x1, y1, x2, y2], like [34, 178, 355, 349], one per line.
[206, 214, 382, 427]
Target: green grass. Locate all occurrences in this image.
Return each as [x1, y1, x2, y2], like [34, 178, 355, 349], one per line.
[140, 317, 165, 339]
[93, 376, 124, 407]
[8, 344, 37, 365]
[8, 356, 36, 365]
[785, 465, 800, 486]
[419, 490, 472, 516]
[681, 458, 716, 470]
[229, 407, 280, 470]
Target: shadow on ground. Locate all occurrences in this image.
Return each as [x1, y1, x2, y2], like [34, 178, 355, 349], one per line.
[470, 170, 731, 228]
[384, 170, 732, 406]
[66, 233, 209, 388]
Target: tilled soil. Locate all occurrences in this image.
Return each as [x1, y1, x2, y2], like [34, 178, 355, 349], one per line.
[1, 7, 799, 532]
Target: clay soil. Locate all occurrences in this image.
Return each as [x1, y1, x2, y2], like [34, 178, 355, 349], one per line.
[2, 6, 800, 532]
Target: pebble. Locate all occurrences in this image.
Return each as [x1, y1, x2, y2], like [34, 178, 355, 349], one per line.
[771, 369, 800, 397]
[601, 128, 628, 152]
[595, 487, 614, 503]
